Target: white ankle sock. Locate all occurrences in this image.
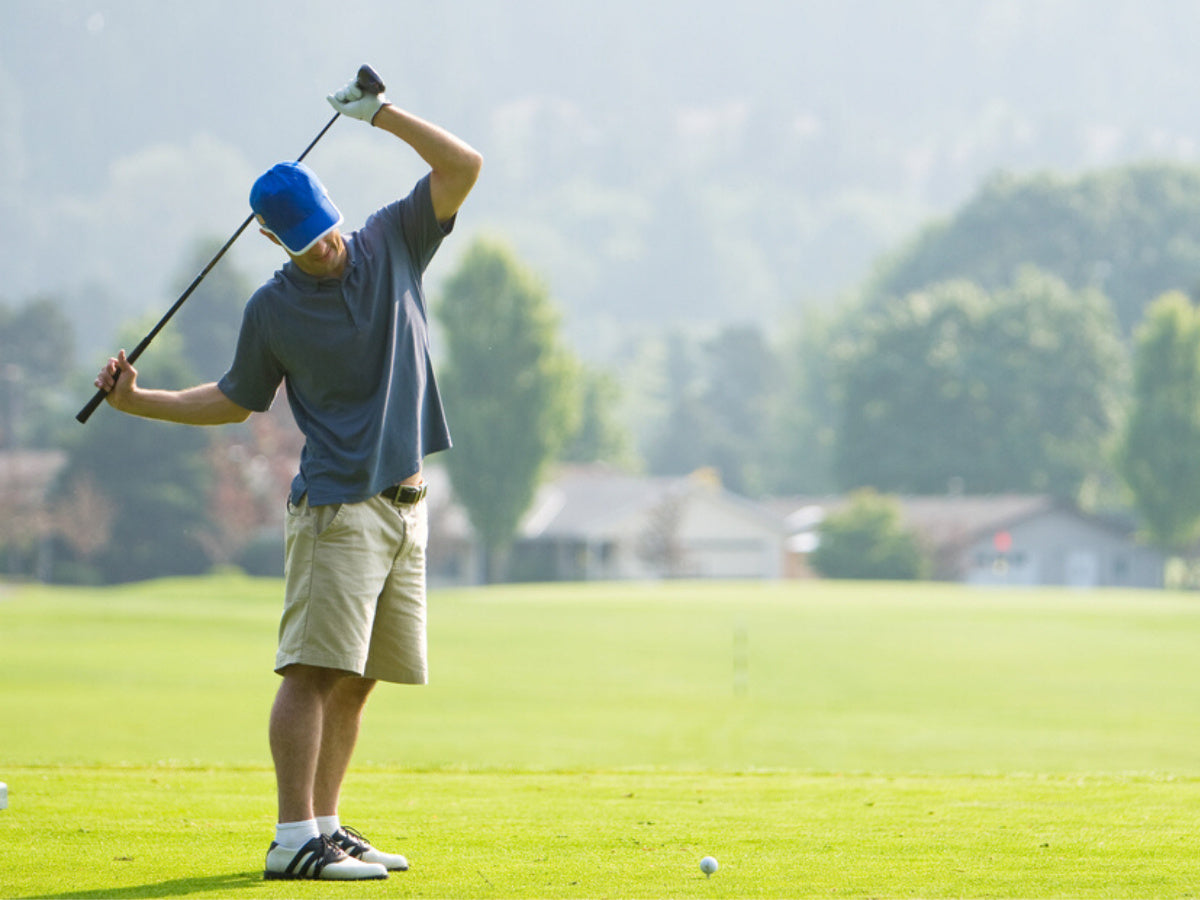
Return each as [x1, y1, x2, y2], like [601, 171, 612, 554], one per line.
[275, 819, 320, 850]
[316, 814, 341, 836]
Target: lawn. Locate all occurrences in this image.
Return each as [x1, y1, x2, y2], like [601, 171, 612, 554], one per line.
[3, 575, 1200, 897]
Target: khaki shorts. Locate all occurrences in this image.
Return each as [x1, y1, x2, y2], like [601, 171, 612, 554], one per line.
[277, 492, 429, 684]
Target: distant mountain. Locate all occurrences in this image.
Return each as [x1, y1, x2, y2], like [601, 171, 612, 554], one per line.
[4, 0, 1200, 362]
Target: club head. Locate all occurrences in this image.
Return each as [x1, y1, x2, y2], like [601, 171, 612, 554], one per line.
[356, 65, 385, 95]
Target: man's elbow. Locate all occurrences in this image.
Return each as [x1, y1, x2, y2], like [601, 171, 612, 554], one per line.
[433, 151, 483, 221]
[457, 148, 483, 192]
[214, 393, 253, 425]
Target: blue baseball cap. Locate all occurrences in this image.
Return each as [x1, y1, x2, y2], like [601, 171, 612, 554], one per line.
[250, 161, 343, 255]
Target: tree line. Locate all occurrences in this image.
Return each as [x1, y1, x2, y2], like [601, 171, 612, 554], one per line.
[6, 160, 1200, 582]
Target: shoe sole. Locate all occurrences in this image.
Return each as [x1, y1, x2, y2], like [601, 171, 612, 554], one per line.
[359, 855, 409, 871]
[263, 870, 388, 881]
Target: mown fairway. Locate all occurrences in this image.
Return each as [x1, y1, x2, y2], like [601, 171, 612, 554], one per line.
[3, 576, 1200, 897]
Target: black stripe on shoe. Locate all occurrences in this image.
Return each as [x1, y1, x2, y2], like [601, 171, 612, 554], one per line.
[264, 835, 376, 881]
[333, 826, 371, 857]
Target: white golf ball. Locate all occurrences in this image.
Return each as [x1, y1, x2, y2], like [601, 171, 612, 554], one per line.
[700, 855, 718, 876]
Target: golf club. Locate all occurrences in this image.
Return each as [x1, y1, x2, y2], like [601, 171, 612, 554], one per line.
[75, 64, 386, 424]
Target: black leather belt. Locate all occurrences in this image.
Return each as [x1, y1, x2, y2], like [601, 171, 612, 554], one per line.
[381, 482, 427, 505]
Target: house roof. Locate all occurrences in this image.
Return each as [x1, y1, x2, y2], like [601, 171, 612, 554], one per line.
[894, 494, 1058, 546]
[519, 465, 783, 540]
[520, 467, 690, 539]
[433, 460, 1138, 555]
[765, 493, 1128, 550]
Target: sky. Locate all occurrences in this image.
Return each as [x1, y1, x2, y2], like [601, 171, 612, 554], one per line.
[7, 0, 1200, 362]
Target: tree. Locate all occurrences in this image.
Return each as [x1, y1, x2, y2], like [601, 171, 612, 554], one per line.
[835, 269, 1125, 498]
[1117, 292, 1200, 554]
[867, 163, 1200, 336]
[645, 325, 781, 495]
[435, 238, 580, 580]
[0, 296, 77, 448]
[761, 309, 840, 495]
[171, 237, 256, 382]
[636, 483, 687, 577]
[646, 333, 711, 477]
[561, 367, 639, 470]
[696, 325, 779, 495]
[51, 327, 213, 583]
[810, 489, 928, 580]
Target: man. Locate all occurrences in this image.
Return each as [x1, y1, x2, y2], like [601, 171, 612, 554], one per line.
[94, 71, 482, 881]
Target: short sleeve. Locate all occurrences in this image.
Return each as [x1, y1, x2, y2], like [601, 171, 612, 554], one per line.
[216, 297, 285, 412]
[364, 173, 454, 275]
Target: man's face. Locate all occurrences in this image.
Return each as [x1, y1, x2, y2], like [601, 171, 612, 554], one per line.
[257, 217, 348, 279]
[290, 230, 347, 279]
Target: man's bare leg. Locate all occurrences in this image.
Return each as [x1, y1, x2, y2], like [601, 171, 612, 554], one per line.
[314, 675, 377, 817]
[264, 664, 387, 879]
[305, 675, 410, 872]
[269, 664, 344, 823]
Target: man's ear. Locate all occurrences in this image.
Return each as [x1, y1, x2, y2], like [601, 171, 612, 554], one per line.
[254, 215, 281, 246]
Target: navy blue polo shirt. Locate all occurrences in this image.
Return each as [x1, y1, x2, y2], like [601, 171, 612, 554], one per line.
[217, 174, 453, 506]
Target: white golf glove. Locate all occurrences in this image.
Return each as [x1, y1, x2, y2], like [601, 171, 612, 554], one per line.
[326, 79, 388, 124]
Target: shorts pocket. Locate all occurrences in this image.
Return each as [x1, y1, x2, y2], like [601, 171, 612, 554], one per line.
[286, 495, 349, 538]
[314, 502, 347, 538]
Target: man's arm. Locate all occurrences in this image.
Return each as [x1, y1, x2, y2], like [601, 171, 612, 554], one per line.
[327, 75, 483, 223]
[370, 104, 483, 223]
[96, 350, 252, 425]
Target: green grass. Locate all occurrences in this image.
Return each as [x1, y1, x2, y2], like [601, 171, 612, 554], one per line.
[6, 768, 1200, 898]
[4, 576, 1200, 897]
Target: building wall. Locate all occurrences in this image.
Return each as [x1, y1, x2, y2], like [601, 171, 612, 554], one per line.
[671, 492, 785, 578]
[549, 490, 786, 581]
[962, 509, 1164, 588]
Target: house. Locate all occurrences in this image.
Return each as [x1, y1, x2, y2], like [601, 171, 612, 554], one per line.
[771, 494, 1166, 588]
[424, 465, 483, 586]
[0, 449, 68, 579]
[426, 465, 788, 584]
[0, 449, 67, 512]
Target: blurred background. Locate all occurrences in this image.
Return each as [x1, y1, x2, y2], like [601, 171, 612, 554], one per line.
[6, 0, 1200, 586]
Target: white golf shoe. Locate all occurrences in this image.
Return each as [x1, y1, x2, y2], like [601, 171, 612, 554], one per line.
[331, 825, 410, 871]
[263, 834, 388, 880]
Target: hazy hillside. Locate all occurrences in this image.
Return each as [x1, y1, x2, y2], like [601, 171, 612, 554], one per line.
[5, 0, 1200, 363]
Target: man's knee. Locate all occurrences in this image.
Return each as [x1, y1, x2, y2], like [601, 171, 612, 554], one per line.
[333, 675, 378, 707]
[279, 663, 350, 698]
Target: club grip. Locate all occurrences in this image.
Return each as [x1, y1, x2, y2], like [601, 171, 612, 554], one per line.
[356, 64, 385, 95]
[76, 385, 109, 424]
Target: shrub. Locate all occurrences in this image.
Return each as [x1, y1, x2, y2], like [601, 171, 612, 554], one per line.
[811, 489, 929, 580]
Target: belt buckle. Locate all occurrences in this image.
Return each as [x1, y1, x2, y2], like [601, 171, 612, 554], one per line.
[389, 482, 426, 506]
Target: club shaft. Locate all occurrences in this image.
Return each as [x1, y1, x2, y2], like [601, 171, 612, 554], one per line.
[297, 112, 340, 164]
[76, 112, 342, 424]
